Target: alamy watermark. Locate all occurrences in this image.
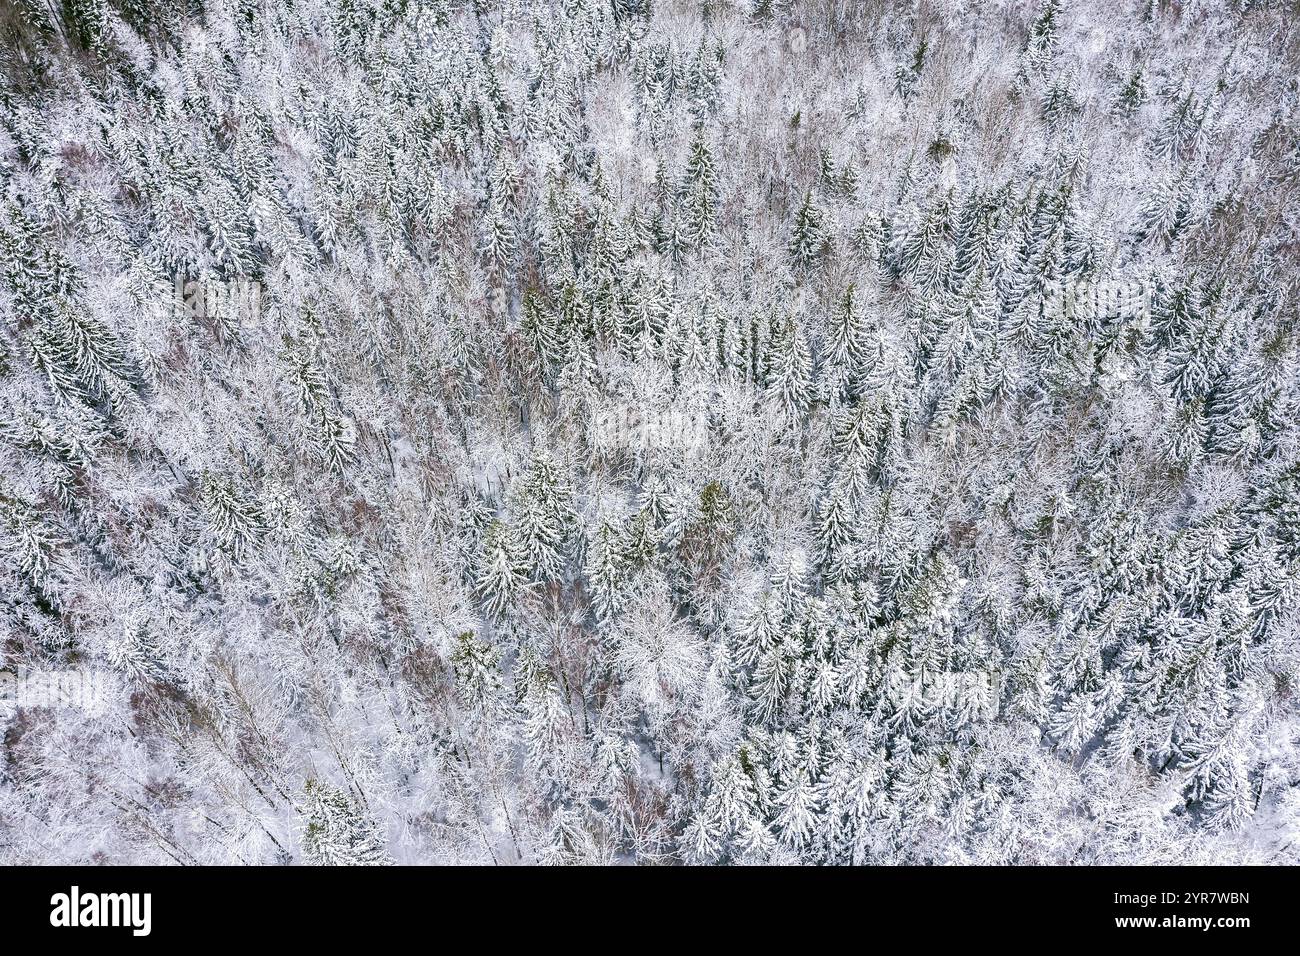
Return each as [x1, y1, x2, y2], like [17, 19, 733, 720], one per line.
[50, 886, 151, 936]
[592, 402, 709, 456]
[885, 669, 1000, 718]
[1044, 278, 1152, 322]
[0, 667, 109, 715]
[170, 274, 264, 322]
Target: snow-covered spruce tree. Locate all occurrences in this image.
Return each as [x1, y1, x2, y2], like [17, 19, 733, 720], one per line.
[301, 780, 393, 867]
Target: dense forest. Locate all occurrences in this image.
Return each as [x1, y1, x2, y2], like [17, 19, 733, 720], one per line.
[1, 0, 1299, 864]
